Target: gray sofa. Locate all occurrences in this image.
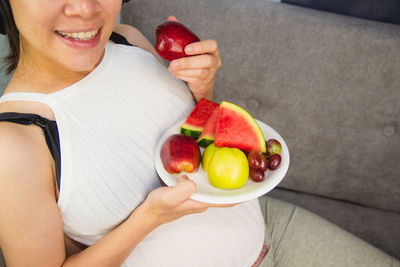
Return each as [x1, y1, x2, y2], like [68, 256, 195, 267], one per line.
[120, 0, 400, 260]
[0, 0, 399, 265]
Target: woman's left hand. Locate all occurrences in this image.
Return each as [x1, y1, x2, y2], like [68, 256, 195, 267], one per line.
[166, 17, 222, 102]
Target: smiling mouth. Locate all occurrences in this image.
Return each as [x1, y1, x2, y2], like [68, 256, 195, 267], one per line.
[56, 29, 99, 41]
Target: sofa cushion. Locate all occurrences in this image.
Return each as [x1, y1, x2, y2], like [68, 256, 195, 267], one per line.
[0, 35, 11, 94]
[121, 0, 400, 213]
[0, 248, 3, 267]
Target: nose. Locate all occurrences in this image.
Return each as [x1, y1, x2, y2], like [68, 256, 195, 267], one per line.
[64, 0, 101, 19]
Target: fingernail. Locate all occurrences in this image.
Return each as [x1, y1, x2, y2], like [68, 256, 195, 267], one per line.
[185, 45, 193, 53]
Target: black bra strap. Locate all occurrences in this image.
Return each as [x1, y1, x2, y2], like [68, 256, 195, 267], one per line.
[110, 32, 134, 46]
[0, 113, 61, 190]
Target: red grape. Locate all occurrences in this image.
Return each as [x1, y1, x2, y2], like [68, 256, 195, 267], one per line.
[247, 150, 268, 172]
[268, 154, 281, 170]
[266, 139, 282, 156]
[262, 151, 271, 160]
[249, 168, 265, 182]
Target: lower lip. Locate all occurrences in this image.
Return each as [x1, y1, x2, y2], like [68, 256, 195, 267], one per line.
[57, 28, 102, 49]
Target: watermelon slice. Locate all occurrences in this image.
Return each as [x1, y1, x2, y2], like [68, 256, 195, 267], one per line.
[197, 107, 220, 147]
[180, 98, 219, 140]
[214, 101, 266, 153]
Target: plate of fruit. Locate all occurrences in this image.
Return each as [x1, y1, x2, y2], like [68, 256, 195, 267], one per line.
[154, 98, 290, 204]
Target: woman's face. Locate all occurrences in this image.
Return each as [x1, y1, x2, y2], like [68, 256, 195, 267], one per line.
[9, 0, 121, 73]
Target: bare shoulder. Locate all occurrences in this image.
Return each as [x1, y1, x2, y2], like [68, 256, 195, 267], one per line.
[112, 24, 145, 46]
[0, 123, 53, 177]
[0, 123, 39, 169]
[113, 24, 165, 65]
[0, 123, 65, 266]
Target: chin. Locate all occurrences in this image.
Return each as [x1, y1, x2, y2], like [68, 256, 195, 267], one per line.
[64, 54, 104, 73]
[69, 62, 99, 73]
[54, 41, 105, 71]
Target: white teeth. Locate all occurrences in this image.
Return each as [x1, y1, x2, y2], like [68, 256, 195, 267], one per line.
[57, 29, 99, 41]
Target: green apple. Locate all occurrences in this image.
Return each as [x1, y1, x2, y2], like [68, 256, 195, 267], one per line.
[201, 143, 219, 172]
[207, 147, 249, 189]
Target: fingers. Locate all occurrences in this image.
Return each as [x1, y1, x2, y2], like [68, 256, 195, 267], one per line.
[167, 16, 179, 22]
[171, 68, 212, 80]
[166, 38, 221, 101]
[168, 40, 221, 80]
[169, 54, 219, 71]
[179, 199, 240, 215]
[206, 202, 240, 208]
[185, 39, 219, 56]
[166, 175, 196, 204]
[179, 198, 209, 213]
[166, 176, 239, 209]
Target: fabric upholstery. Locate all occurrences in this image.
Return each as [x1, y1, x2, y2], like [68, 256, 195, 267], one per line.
[0, 36, 11, 94]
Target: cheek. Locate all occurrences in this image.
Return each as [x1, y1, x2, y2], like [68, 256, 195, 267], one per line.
[12, 1, 57, 30]
[13, 10, 58, 49]
[106, 1, 122, 22]
[100, 4, 122, 39]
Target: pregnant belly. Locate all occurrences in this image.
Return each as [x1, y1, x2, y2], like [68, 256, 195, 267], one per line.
[122, 199, 265, 267]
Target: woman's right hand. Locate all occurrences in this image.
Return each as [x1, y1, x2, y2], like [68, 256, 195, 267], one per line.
[137, 176, 236, 226]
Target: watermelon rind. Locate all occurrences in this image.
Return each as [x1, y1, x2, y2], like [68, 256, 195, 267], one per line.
[197, 134, 215, 148]
[197, 106, 220, 147]
[180, 98, 219, 140]
[180, 124, 203, 140]
[215, 101, 266, 153]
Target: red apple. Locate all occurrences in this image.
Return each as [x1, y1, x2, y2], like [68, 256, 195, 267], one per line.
[154, 21, 200, 61]
[160, 134, 201, 174]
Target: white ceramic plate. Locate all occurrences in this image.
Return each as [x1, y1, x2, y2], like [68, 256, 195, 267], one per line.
[154, 119, 290, 204]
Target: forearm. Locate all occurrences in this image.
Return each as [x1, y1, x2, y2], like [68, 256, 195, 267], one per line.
[62, 205, 158, 267]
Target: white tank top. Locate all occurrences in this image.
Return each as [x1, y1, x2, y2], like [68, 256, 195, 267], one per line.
[0, 43, 265, 267]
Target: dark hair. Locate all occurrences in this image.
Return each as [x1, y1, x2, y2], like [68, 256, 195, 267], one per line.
[0, 0, 19, 74]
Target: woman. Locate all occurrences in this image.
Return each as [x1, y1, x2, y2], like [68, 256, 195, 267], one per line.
[0, 0, 266, 266]
[0, 0, 398, 266]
